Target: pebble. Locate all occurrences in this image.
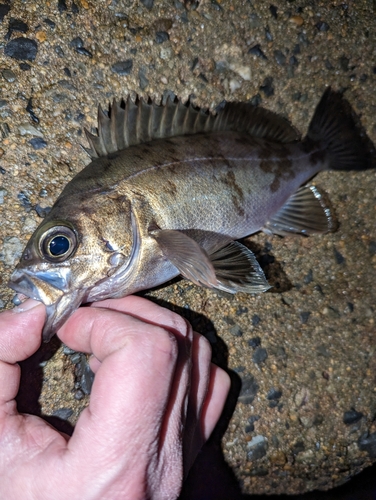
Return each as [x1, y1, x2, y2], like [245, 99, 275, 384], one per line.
[44, 18, 56, 29]
[316, 21, 330, 32]
[299, 311, 311, 324]
[289, 15, 304, 26]
[248, 44, 267, 59]
[80, 361, 95, 395]
[274, 50, 286, 65]
[339, 55, 350, 72]
[238, 374, 259, 404]
[55, 45, 64, 57]
[18, 123, 44, 137]
[34, 204, 51, 217]
[35, 31, 46, 43]
[334, 247, 345, 264]
[269, 5, 278, 19]
[0, 99, 8, 108]
[159, 47, 172, 60]
[303, 269, 313, 284]
[252, 347, 268, 364]
[155, 31, 169, 44]
[111, 60, 133, 75]
[52, 408, 73, 420]
[0, 236, 24, 266]
[369, 241, 376, 255]
[29, 137, 47, 150]
[4, 38, 38, 62]
[292, 440, 305, 455]
[74, 389, 84, 400]
[70, 353, 82, 364]
[230, 325, 243, 337]
[267, 388, 282, 400]
[5, 18, 28, 41]
[76, 46, 93, 58]
[17, 191, 31, 208]
[229, 79, 241, 93]
[19, 63, 31, 71]
[358, 432, 376, 458]
[247, 435, 268, 461]
[265, 26, 273, 41]
[298, 32, 309, 47]
[245, 415, 261, 432]
[250, 94, 262, 106]
[141, 0, 154, 9]
[0, 122, 10, 138]
[12, 294, 22, 306]
[252, 314, 261, 326]
[70, 36, 82, 48]
[62, 345, 76, 355]
[138, 67, 149, 90]
[260, 76, 274, 97]
[0, 299, 4, 309]
[343, 409, 363, 425]
[2, 69, 16, 82]
[248, 336, 261, 348]
[0, 188, 6, 204]
[58, 0, 68, 13]
[26, 98, 39, 124]
[0, 4, 10, 22]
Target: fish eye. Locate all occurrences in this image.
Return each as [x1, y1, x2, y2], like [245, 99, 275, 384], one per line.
[40, 225, 77, 261]
[49, 235, 70, 256]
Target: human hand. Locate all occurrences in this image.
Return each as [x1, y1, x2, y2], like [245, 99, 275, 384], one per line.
[0, 296, 230, 500]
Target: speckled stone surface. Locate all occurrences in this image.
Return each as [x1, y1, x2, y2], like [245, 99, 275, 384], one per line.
[0, 1, 376, 497]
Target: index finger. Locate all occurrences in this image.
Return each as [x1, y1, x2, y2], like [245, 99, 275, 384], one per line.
[90, 295, 190, 336]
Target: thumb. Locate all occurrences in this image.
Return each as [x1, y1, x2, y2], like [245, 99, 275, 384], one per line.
[0, 299, 46, 363]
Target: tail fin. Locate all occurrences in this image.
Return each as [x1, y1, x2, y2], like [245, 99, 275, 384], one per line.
[306, 87, 376, 171]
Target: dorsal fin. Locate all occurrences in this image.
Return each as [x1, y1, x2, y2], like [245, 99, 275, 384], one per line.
[84, 95, 300, 159]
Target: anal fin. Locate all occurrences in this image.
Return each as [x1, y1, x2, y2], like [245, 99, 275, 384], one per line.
[151, 229, 270, 294]
[263, 184, 337, 236]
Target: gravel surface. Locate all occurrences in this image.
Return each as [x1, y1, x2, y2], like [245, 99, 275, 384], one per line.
[0, 1, 375, 497]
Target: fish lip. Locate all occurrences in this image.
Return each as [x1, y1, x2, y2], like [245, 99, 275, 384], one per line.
[8, 270, 43, 302]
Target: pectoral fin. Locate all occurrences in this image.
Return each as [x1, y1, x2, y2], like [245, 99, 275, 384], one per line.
[152, 229, 218, 288]
[210, 241, 271, 293]
[152, 229, 270, 294]
[263, 184, 337, 236]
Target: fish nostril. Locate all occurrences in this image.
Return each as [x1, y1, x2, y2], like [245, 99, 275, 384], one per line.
[23, 249, 31, 260]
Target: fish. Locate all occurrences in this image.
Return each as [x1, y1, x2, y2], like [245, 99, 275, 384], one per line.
[8, 88, 376, 341]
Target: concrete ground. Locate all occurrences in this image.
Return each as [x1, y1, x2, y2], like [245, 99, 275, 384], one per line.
[0, 0, 375, 497]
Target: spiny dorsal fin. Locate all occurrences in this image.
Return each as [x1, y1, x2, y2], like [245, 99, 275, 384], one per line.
[84, 95, 300, 159]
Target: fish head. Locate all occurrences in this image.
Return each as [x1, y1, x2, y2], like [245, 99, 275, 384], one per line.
[9, 193, 139, 341]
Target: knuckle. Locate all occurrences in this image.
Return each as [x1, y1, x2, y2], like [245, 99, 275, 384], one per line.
[156, 327, 178, 359]
[169, 313, 191, 337]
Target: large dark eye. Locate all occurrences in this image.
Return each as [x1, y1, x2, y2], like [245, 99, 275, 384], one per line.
[40, 225, 77, 261]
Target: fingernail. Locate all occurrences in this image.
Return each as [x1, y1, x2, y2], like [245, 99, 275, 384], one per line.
[13, 298, 43, 313]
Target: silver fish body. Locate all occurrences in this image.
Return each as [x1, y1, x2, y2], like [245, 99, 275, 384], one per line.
[9, 89, 376, 340]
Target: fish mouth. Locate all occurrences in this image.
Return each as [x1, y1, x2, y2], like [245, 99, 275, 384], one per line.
[8, 269, 84, 342]
[8, 270, 44, 302]
[9, 269, 70, 304]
